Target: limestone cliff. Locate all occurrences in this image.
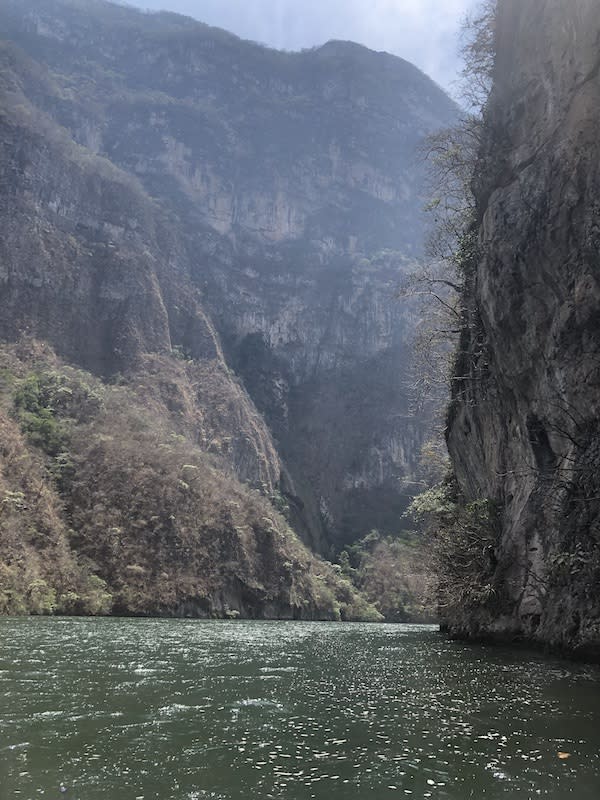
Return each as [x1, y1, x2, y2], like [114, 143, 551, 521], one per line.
[0, 28, 385, 619]
[446, 0, 600, 656]
[0, 0, 457, 553]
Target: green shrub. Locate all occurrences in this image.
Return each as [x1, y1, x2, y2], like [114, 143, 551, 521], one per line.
[82, 575, 113, 615]
[14, 373, 67, 455]
[338, 530, 435, 622]
[58, 576, 112, 616]
[407, 481, 499, 613]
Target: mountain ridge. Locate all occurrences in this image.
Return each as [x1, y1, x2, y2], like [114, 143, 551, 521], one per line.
[0, 0, 455, 617]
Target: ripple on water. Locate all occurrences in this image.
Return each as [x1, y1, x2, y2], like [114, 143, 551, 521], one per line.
[0, 620, 599, 799]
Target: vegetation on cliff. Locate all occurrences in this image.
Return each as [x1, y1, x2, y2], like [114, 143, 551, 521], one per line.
[338, 530, 436, 622]
[409, 0, 600, 656]
[407, 483, 499, 618]
[0, 341, 381, 620]
[1, 0, 459, 563]
[399, 0, 497, 623]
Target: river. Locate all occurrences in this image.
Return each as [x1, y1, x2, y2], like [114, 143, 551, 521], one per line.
[1, 618, 599, 799]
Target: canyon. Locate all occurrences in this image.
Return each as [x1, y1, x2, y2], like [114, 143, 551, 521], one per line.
[0, 0, 455, 616]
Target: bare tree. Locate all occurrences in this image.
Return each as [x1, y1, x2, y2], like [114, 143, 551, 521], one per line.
[404, 1, 498, 413]
[459, 0, 497, 114]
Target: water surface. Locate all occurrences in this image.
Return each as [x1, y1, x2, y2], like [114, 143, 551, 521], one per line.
[1, 618, 599, 799]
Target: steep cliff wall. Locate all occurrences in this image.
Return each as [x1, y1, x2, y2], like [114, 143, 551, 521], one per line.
[446, 0, 600, 656]
[0, 82, 281, 491]
[0, 0, 457, 550]
[0, 32, 387, 618]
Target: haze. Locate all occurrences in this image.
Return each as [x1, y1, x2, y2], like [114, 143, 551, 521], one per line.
[129, 0, 476, 93]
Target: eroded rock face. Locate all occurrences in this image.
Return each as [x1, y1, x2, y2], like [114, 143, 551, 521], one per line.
[446, 0, 600, 656]
[0, 104, 282, 494]
[0, 0, 456, 550]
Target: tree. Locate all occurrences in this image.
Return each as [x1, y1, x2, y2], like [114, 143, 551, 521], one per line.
[399, 1, 498, 597]
[406, 483, 499, 614]
[403, 0, 497, 430]
[459, 0, 497, 114]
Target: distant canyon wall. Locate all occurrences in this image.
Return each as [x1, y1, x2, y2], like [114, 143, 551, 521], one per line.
[1, 0, 457, 551]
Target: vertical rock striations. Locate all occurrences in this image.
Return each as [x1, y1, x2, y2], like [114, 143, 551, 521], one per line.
[0, 0, 457, 551]
[446, 0, 600, 656]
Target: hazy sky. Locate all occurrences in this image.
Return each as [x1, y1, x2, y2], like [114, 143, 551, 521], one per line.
[129, 0, 477, 94]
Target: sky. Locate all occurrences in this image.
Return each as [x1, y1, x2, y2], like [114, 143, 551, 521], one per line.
[128, 0, 478, 95]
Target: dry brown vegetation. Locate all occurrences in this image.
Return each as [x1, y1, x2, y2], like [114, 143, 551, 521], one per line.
[0, 341, 380, 620]
[339, 531, 437, 623]
[407, 483, 499, 618]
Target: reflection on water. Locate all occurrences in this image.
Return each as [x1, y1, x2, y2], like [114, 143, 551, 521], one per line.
[0, 618, 599, 799]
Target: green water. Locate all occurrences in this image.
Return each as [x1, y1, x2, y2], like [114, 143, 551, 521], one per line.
[1, 619, 599, 799]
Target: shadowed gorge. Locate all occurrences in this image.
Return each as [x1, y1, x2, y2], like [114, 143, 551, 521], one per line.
[0, 0, 457, 617]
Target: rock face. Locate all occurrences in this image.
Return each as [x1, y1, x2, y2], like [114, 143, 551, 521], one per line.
[446, 0, 600, 656]
[0, 0, 457, 553]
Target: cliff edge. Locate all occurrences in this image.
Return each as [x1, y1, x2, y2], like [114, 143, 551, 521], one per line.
[446, 0, 600, 657]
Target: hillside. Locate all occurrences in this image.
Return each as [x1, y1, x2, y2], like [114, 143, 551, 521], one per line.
[0, 0, 456, 617]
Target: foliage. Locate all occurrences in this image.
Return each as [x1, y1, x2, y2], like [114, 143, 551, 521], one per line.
[406, 3, 499, 615]
[0, 343, 379, 621]
[171, 344, 192, 362]
[399, 5, 499, 620]
[339, 530, 436, 622]
[402, 6, 497, 496]
[407, 482, 499, 612]
[310, 568, 383, 623]
[268, 489, 290, 519]
[406, 1, 497, 398]
[459, 0, 497, 113]
[13, 369, 103, 455]
[14, 374, 68, 456]
[60, 575, 113, 616]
